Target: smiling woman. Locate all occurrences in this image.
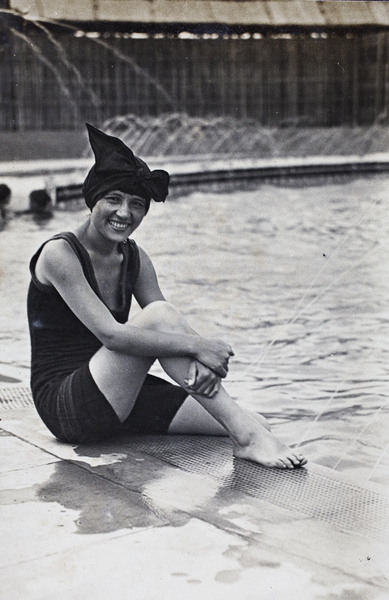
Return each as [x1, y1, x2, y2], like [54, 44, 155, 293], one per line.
[26, 124, 307, 470]
[90, 191, 148, 241]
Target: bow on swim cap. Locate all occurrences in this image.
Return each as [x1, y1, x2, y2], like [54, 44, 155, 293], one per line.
[82, 123, 169, 212]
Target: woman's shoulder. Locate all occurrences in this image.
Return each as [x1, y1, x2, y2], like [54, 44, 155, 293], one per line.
[33, 230, 76, 250]
[122, 238, 142, 283]
[32, 233, 83, 285]
[130, 242, 149, 261]
[40, 235, 76, 258]
[35, 233, 80, 263]
[130, 243, 155, 271]
[31, 232, 73, 261]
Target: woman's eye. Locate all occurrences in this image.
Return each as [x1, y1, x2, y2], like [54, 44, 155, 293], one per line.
[133, 200, 145, 209]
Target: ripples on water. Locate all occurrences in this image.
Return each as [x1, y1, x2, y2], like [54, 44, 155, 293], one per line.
[1, 175, 389, 484]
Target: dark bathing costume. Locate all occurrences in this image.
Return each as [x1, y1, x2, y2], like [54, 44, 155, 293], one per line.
[27, 231, 187, 444]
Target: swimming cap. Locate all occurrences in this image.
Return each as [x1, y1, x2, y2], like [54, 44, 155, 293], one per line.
[82, 123, 169, 211]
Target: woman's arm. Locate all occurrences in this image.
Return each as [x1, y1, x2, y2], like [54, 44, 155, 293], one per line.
[133, 246, 225, 395]
[133, 246, 166, 307]
[36, 239, 232, 376]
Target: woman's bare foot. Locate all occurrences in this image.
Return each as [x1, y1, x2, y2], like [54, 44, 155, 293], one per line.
[232, 412, 307, 469]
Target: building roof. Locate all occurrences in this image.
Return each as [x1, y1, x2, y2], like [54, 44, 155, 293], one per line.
[9, 0, 389, 27]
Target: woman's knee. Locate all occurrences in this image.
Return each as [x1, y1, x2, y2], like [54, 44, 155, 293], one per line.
[135, 301, 187, 333]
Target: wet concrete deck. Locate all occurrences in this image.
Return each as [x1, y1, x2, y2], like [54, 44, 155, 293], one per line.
[1, 393, 388, 600]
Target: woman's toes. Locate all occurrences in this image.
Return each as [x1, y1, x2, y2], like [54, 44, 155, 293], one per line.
[291, 453, 307, 467]
[288, 454, 302, 467]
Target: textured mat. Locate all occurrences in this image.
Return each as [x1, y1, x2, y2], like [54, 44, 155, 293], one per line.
[0, 386, 34, 410]
[129, 435, 389, 543]
[1, 387, 388, 542]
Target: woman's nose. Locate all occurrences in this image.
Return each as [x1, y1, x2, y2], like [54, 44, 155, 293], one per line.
[116, 201, 132, 218]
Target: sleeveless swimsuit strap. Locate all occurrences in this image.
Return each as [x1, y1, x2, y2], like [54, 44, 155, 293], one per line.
[52, 232, 101, 296]
[29, 232, 140, 317]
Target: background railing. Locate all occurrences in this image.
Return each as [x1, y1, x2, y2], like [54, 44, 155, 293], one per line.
[1, 25, 388, 132]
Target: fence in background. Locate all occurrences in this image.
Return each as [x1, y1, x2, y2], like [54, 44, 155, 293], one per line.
[0, 26, 388, 131]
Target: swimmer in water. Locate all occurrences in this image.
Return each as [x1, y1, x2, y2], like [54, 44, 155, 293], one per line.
[27, 124, 307, 469]
[0, 183, 11, 219]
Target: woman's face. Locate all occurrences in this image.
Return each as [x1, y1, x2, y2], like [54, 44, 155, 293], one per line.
[90, 190, 147, 241]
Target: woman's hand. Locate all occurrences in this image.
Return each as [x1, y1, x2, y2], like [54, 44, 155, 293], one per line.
[184, 360, 222, 398]
[194, 337, 234, 378]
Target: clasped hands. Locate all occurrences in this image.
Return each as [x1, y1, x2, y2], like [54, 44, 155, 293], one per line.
[184, 359, 223, 398]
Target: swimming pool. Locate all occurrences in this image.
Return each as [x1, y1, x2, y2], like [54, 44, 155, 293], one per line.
[1, 174, 388, 486]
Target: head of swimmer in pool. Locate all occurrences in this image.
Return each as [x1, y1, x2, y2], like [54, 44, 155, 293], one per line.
[82, 123, 169, 228]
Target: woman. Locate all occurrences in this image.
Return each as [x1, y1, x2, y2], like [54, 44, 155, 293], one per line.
[27, 123, 307, 470]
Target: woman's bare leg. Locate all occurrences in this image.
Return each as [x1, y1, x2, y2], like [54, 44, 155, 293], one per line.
[90, 301, 307, 469]
[168, 395, 271, 435]
[89, 350, 154, 422]
[160, 356, 306, 469]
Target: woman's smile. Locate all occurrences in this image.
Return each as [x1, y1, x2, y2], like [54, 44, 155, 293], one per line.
[87, 191, 148, 243]
[108, 219, 130, 231]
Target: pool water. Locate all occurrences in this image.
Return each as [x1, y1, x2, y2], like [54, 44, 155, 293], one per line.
[1, 174, 389, 486]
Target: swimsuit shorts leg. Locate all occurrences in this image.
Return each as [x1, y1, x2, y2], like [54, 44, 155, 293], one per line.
[40, 364, 187, 444]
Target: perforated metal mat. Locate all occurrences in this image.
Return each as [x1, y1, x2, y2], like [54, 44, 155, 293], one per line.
[129, 435, 389, 542]
[0, 386, 34, 410]
[1, 387, 388, 542]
